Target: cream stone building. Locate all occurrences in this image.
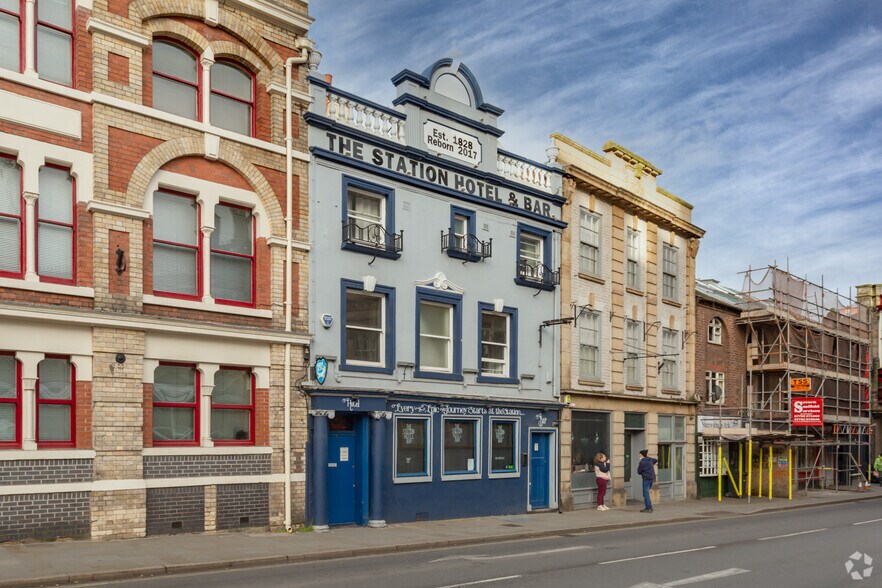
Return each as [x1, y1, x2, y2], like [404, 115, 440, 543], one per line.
[0, 0, 316, 540]
[551, 134, 704, 509]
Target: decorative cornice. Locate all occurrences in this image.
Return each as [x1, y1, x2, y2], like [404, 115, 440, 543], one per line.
[266, 236, 310, 251]
[86, 18, 151, 48]
[551, 133, 611, 167]
[266, 82, 313, 104]
[656, 186, 694, 210]
[220, 0, 313, 34]
[87, 200, 151, 220]
[414, 272, 465, 294]
[602, 141, 662, 177]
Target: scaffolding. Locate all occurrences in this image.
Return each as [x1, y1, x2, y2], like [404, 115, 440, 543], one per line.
[738, 266, 874, 494]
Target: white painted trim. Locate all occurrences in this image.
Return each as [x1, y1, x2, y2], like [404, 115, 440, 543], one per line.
[0, 449, 96, 461]
[0, 277, 94, 298]
[0, 473, 306, 495]
[143, 295, 273, 319]
[221, 0, 313, 34]
[87, 200, 151, 220]
[266, 82, 312, 104]
[0, 67, 92, 104]
[267, 236, 310, 250]
[86, 18, 150, 48]
[75, 0, 93, 9]
[0, 89, 82, 139]
[0, 304, 311, 344]
[142, 446, 273, 456]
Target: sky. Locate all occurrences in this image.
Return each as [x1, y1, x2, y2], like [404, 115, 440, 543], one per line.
[310, 0, 882, 299]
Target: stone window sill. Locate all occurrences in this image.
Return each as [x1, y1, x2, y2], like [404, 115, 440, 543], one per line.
[662, 298, 682, 308]
[578, 378, 605, 387]
[577, 272, 605, 285]
[625, 287, 645, 297]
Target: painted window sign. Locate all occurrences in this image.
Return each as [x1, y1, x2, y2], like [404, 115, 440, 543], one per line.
[491, 420, 516, 473]
[444, 419, 477, 474]
[396, 417, 428, 476]
[323, 132, 556, 219]
[423, 120, 482, 165]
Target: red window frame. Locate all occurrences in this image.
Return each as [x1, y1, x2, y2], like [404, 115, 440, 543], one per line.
[211, 367, 254, 446]
[34, 0, 76, 87]
[35, 164, 76, 285]
[152, 362, 200, 446]
[209, 60, 256, 137]
[210, 201, 255, 307]
[151, 38, 202, 121]
[36, 355, 75, 448]
[0, 352, 22, 449]
[0, 0, 24, 74]
[0, 153, 24, 279]
[152, 189, 203, 301]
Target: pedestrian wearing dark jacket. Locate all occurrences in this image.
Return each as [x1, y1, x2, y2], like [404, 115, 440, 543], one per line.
[637, 449, 657, 512]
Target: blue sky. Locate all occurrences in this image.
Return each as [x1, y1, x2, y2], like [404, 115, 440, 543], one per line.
[311, 0, 882, 297]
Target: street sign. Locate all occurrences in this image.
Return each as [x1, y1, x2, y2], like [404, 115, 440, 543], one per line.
[791, 397, 823, 426]
[790, 377, 811, 392]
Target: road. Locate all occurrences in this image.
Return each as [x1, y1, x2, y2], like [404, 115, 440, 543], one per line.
[86, 500, 881, 588]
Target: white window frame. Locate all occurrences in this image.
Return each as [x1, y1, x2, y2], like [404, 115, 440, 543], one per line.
[441, 416, 481, 481]
[626, 228, 641, 290]
[488, 416, 520, 479]
[519, 232, 544, 279]
[453, 212, 469, 250]
[578, 208, 601, 276]
[347, 186, 385, 244]
[625, 319, 642, 386]
[662, 243, 678, 300]
[480, 310, 510, 378]
[699, 438, 720, 477]
[392, 414, 432, 484]
[578, 311, 600, 380]
[708, 318, 722, 345]
[345, 289, 386, 368]
[662, 328, 678, 389]
[706, 371, 725, 404]
[418, 300, 454, 374]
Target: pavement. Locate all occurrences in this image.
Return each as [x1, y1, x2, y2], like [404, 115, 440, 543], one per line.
[1, 488, 880, 588]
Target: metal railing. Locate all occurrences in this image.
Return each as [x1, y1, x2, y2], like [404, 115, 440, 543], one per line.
[342, 221, 403, 254]
[517, 259, 559, 286]
[441, 231, 492, 260]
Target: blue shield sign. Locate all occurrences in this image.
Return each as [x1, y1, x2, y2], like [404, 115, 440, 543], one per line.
[315, 357, 328, 385]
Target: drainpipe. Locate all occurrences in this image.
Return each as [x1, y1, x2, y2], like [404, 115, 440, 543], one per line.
[283, 39, 319, 533]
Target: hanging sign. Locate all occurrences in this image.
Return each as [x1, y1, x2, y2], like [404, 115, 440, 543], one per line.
[790, 377, 811, 392]
[315, 357, 328, 385]
[791, 397, 823, 426]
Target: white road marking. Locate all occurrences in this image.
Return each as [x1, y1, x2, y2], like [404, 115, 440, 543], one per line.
[757, 528, 827, 541]
[430, 545, 591, 563]
[435, 576, 522, 588]
[598, 545, 716, 565]
[853, 518, 882, 526]
[664, 567, 751, 586]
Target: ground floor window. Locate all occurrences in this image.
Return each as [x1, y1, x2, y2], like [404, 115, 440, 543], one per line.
[442, 418, 479, 477]
[658, 415, 686, 484]
[37, 357, 75, 446]
[394, 416, 430, 481]
[0, 354, 20, 447]
[571, 411, 610, 490]
[489, 418, 518, 476]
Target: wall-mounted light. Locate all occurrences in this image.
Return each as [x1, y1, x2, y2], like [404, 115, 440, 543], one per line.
[363, 275, 377, 293]
[493, 298, 504, 313]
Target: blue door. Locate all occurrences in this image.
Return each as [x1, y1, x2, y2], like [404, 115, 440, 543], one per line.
[529, 432, 550, 509]
[327, 417, 357, 525]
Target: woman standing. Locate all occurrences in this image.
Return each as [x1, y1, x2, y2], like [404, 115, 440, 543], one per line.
[594, 453, 611, 511]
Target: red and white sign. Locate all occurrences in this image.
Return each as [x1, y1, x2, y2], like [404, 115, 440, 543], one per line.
[791, 397, 823, 426]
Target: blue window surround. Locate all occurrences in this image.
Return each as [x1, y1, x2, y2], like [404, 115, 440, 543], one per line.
[441, 416, 481, 480]
[476, 302, 519, 384]
[341, 175, 400, 260]
[447, 206, 482, 262]
[488, 417, 520, 478]
[392, 414, 432, 484]
[514, 223, 555, 291]
[339, 278, 396, 374]
[414, 287, 463, 381]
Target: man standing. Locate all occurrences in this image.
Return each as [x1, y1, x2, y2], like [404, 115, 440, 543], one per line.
[637, 449, 658, 512]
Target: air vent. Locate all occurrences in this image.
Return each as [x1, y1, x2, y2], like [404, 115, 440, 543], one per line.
[171, 521, 182, 529]
[240, 516, 250, 525]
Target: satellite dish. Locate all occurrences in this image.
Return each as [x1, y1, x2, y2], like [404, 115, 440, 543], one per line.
[709, 384, 723, 404]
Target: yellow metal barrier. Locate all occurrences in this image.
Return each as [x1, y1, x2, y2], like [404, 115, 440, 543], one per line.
[717, 444, 723, 502]
[788, 447, 792, 500]
[768, 446, 773, 500]
[747, 441, 752, 498]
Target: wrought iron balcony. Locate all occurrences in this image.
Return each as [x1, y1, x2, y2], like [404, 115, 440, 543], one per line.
[516, 259, 560, 289]
[342, 221, 403, 257]
[441, 231, 492, 262]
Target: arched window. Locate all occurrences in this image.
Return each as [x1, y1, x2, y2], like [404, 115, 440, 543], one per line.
[36, 0, 74, 86]
[0, 0, 23, 74]
[152, 40, 200, 120]
[152, 189, 201, 299]
[210, 61, 254, 136]
[0, 155, 23, 278]
[708, 317, 722, 345]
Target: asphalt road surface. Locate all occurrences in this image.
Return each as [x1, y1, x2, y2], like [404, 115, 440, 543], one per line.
[85, 500, 882, 588]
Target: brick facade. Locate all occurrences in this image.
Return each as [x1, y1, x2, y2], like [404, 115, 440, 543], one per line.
[695, 293, 746, 412]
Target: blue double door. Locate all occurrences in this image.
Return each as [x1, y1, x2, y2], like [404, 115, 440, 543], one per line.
[327, 414, 368, 526]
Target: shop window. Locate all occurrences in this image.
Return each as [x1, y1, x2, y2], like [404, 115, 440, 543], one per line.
[626, 228, 641, 289]
[394, 416, 430, 482]
[210, 61, 255, 136]
[489, 418, 518, 477]
[153, 190, 201, 299]
[478, 303, 517, 383]
[625, 319, 642, 386]
[579, 208, 601, 276]
[661, 328, 679, 389]
[36, 357, 74, 446]
[152, 40, 200, 121]
[579, 311, 600, 380]
[340, 279, 395, 374]
[0, 0, 22, 73]
[211, 368, 253, 444]
[442, 418, 479, 478]
[36, 0, 74, 86]
[0, 353, 21, 448]
[0, 155, 23, 278]
[516, 224, 557, 290]
[708, 318, 722, 344]
[211, 203, 255, 306]
[415, 289, 461, 380]
[36, 165, 75, 283]
[571, 411, 610, 490]
[153, 364, 199, 445]
[658, 415, 685, 484]
[662, 243, 679, 300]
[341, 177, 400, 259]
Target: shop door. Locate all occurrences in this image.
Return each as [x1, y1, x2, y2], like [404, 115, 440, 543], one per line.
[529, 432, 550, 509]
[626, 432, 645, 501]
[673, 445, 685, 498]
[327, 415, 359, 525]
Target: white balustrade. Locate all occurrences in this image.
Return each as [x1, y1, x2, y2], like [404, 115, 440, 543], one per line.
[496, 154, 551, 191]
[324, 91, 405, 144]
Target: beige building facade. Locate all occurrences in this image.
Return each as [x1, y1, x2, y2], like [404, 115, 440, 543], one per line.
[552, 134, 704, 510]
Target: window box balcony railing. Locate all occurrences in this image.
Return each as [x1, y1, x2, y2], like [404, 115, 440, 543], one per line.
[342, 221, 403, 259]
[441, 231, 492, 262]
[516, 259, 559, 290]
